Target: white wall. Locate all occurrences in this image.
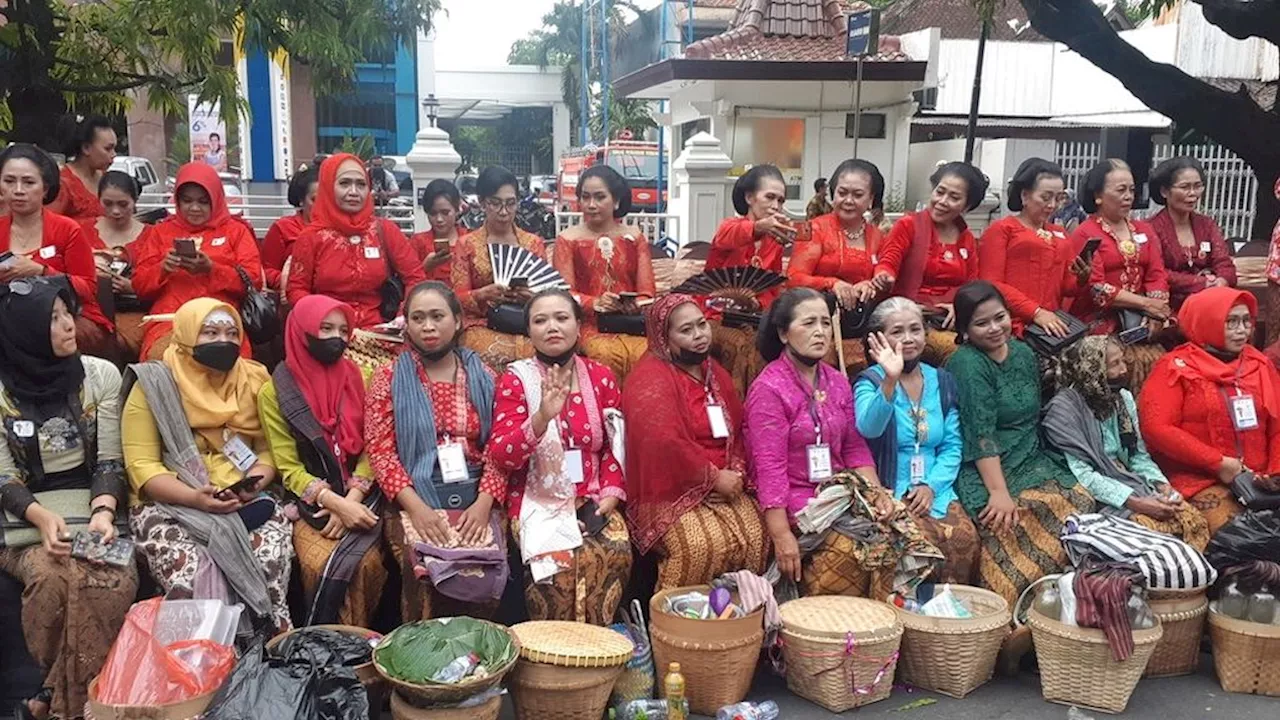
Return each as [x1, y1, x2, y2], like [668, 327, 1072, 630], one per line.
[934, 40, 1055, 117]
[1175, 5, 1279, 81]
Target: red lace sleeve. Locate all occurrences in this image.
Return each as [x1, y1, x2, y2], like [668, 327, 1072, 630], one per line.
[485, 370, 538, 474]
[365, 366, 416, 499]
[590, 363, 626, 501]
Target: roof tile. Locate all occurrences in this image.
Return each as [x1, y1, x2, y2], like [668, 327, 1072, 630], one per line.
[686, 0, 906, 62]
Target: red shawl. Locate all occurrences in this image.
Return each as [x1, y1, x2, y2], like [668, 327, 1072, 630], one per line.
[284, 294, 367, 460]
[1169, 287, 1280, 420]
[310, 153, 375, 238]
[622, 294, 745, 553]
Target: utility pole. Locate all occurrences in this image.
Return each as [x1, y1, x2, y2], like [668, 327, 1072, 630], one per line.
[964, 19, 989, 163]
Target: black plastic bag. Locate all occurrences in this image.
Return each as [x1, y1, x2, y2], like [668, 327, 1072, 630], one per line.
[271, 628, 373, 668]
[204, 639, 369, 720]
[1205, 510, 1280, 594]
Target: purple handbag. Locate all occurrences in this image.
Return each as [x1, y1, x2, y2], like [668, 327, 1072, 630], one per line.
[408, 510, 510, 604]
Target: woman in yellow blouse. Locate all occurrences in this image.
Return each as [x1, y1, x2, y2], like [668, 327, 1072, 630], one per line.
[122, 298, 292, 632]
[258, 294, 383, 627]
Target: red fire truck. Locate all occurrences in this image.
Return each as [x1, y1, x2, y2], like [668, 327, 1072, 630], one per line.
[557, 139, 666, 213]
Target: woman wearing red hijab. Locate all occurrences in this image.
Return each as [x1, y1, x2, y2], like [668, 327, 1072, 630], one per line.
[131, 163, 263, 360]
[258, 294, 383, 627]
[286, 154, 425, 329]
[1139, 287, 1280, 535]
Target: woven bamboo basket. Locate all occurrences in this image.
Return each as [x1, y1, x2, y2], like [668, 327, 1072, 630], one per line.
[1208, 608, 1280, 696]
[508, 621, 633, 720]
[389, 691, 502, 720]
[649, 584, 763, 715]
[778, 597, 903, 713]
[894, 585, 1011, 698]
[1026, 606, 1163, 714]
[1144, 588, 1209, 678]
[374, 620, 520, 707]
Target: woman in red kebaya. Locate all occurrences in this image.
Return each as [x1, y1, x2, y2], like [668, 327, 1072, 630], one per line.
[1070, 158, 1171, 336]
[980, 157, 1091, 336]
[0, 144, 117, 361]
[81, 171, 149, 361]
[1139, 288, 1280, 535]
[261, 168, 318, 291]
[287, 154, 426, 329]
[787, 158, 886, 375]
[877, 161, 987, 363]
[552, 165, 656, 381]
[707, 164, 795, 396]
[1146, 156, 1237, 310]
[48, 114, 116, 222]
[131, 162, 263, 360]
[409, 179, 468, 283]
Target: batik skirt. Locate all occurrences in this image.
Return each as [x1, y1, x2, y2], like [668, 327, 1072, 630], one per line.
[653, 494, 769, 591]
[1186, 484, 1244, 538]
[462, 328, 536, 374]
[583, 333, 649, 384]
[915, 501, 981, 585]
[385, 512, 502, 622]
[293, 520, 388, 628]
[514, 510, 632, 625]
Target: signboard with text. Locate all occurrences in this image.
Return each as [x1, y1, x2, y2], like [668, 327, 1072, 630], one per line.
[846, 9, 881, 57]
[188, 97, 228, 172]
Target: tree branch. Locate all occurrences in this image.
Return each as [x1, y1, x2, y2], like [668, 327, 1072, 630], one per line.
[1019, 0, 1280, 167]
[1190, 0, 1280, 48]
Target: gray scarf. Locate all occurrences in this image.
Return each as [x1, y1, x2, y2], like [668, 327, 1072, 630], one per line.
[1043, 387, 1153, 518]
[125, 362, 272, 621]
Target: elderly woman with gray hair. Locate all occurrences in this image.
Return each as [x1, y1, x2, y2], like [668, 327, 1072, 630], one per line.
[853, 297, 980, 584]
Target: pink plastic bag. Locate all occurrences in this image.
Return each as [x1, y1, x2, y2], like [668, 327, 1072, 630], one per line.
[95, 598, 236, 706]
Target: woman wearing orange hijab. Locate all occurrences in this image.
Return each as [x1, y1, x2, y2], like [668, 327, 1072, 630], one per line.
[130, 163, 264, 360]
[1139, 287, 1280, 535]
[286, 154, 426, 330]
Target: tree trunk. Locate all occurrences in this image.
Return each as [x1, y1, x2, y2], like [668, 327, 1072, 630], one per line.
[1020, 0, 1280, 240]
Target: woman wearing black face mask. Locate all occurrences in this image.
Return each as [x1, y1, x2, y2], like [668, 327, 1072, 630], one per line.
[1043, 335, 1208, 549]
[366, 281, 506, 621]
[486, 289, 631, 624]
[257, 294, 384, 627]
[123, 298, 294, 632]
[621, 294, 767, 591]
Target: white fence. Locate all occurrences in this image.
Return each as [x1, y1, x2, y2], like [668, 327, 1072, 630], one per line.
[1055, 142, 1258, 239]
[137, 194, 416, 236]
[555, 212, 683, 255]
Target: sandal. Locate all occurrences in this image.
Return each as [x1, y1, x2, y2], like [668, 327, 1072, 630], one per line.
[12, 688, 52, 720]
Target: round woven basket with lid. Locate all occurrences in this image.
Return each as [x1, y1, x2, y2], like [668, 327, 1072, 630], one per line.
[509, 621, 633, 720]
[1145, 588, 1209, 678]
[778, 596, 903, 712]
[895, 585, 1010, 698]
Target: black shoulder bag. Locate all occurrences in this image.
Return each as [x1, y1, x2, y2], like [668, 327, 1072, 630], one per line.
[375, 221, 405, 321]
[235, 266, 280, 346]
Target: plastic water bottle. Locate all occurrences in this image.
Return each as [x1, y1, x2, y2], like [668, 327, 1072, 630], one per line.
[716, 700, 780, 720]
[1247, 592, 1277, 624]
[664, 663, 688, 720]
[431, 652, 479, 683]
[619, 699, 668, 720]
[1219, 582, 1248, 619]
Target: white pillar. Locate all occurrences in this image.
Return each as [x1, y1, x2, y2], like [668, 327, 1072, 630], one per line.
[405, 125, 462, 232]
[552, 102, 571, 168]
[672, 132, 734, 248]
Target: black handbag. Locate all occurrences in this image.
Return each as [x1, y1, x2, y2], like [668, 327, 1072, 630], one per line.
[1024, 310, 1088, 357]
[1232, 471, 1280, 511]
[235, 266, 280, 346]
[375, 221, 405, 321]
[839, 300, 875, 339]
[1117, 308, 1150, 345]
[486, 303, 528, 336]
[597, 312, 645, 336]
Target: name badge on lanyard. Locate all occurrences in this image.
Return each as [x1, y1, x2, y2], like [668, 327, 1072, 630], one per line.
[1200, 241, 1212, 254]
[807, 443, 833, 482]
[221, 430, 258, 473]
[910, 453, 926, 484]
[706, 404, 730, 439]
[437, 436, 469, 484]
[561, 420, 585, 484]
[1231, 391, 1259, 431]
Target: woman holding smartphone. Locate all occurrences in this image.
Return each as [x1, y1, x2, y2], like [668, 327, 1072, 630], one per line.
[130, 163, 264, 360]
[82, 171, 149, 361]
[123, 298, 292, 632]
[410, 178, 468, 283]
[0, 280, 136, 720]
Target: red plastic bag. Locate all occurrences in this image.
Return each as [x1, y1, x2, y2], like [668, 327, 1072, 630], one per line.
[94, 598, 236, 706]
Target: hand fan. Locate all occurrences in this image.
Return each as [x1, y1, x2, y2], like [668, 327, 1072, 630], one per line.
[671, 265, 786, 309]
[487, 243, 569, 292]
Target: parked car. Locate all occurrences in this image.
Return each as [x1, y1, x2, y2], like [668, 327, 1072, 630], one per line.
[109, 156, 165, 195]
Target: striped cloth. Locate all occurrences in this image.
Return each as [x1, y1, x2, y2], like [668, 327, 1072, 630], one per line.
[1061, 513, 1217, 590]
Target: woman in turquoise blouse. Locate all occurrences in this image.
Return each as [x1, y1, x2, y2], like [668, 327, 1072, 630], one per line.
[1042, 335, 1209, 550]
[855, 297, 979, 584]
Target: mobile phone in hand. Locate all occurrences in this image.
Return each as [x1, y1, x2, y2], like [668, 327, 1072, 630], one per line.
[509, 277, 529, 290]
[216, 474, 262, 500]
[174, 238, 198, 258]
[434, 239, 450, 254]
[577, 499, 607, 536]
[1077, 237, 1102, 264]
[70, 531, 136, 567]
[618, 292, 638, 303]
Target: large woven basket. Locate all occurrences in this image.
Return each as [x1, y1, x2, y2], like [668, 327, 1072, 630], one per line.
[894, 585, 1010, 698]
[778, 597, 903, 712]
[508, 621, 633, 720]
[1027, 606, 1163, 714]
[1144, 588, 1209, 678]
[389, 691, 502, 720]
[1209, 608, 1280, 696]
[374, 620, 520, 707]
[649, 585, 763, 715]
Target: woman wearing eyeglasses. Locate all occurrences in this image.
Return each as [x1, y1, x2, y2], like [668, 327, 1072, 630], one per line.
[1146, 157, 1237, 311]
[287, 154, 426, 329]
[453, 166, 546, 370]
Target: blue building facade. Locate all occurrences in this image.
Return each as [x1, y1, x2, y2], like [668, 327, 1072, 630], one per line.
[315, 42, 420, 156]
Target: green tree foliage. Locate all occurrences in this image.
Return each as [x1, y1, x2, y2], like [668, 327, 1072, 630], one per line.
[0, 0, 441, 147]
